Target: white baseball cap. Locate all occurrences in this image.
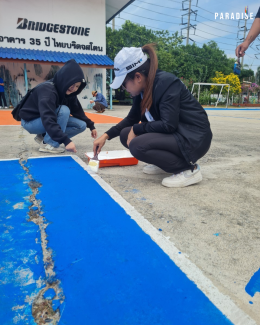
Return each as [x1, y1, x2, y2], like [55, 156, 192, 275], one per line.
[110, 47, 148, 89]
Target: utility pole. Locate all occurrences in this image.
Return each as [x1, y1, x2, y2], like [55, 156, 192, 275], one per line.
[112, 18, 115, 31]
[181, 0, 198, 45]
[241, 19, 247, 69]
[237, 18, 248, 69]
[186, 0, 191, 45]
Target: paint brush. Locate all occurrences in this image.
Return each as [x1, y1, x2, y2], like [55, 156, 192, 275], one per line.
[88, 146, 100, 173]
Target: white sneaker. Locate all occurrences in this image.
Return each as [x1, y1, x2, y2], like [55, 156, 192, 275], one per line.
[143, 164, 169, 175]
[162, 164, 202, 188]
[5, 106, 8, 109]
[39, 141, 65, 153]
[0, 106, 2, 109]
[34, 134, 44, 144]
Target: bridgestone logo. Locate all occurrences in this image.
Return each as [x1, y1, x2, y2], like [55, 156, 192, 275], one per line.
[17, 18, 90, 37]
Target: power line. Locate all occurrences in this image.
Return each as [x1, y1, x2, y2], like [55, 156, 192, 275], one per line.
[107, 3, 260, 58]
[107, 24, 260, 67]
[107, 21, 235, 54]
[107, 22, 227, 62]
[108, 18, 260, 63]
[122, 12, 246, 43]
[135, 0, 181, 12]
[131, 4, 240, 35]
[114, 17, 240, 50]
[136, 0, 253, 28]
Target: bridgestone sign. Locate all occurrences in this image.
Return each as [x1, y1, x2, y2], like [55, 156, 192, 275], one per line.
[17, 18, 91, 37]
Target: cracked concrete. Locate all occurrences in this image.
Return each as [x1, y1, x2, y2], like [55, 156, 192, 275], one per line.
[1, 107, 260, 324]
[17, 127, 63, 325]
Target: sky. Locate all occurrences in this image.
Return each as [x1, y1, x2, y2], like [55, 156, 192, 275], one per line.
[106, 0, 260, 73]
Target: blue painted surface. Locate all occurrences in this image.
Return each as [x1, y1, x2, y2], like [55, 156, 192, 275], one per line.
[43, 288, 56, 300]
[204, 108, 260, 111]
[25, 156, 233, 325]
[52, 299, 61, 311]
[245, 268, 260, 297]
[0, 160, 45, 324]
[207, 115, 260, 121]
[0, 47, 114, 66]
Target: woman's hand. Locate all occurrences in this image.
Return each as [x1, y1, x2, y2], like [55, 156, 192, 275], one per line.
[93, 133, 109, 155]
[66, 141, 77, 153]
[91, 129, 97, 139]
[127, 127, 137, 147]
[90, 100, 94, 103]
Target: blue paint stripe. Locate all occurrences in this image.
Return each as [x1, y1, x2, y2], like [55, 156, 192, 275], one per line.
[208, 115, 260, 121]
[204, 108, 260, 111]
[245, 268, 260, 297]
[0, 160, 45, 325]
[24, 156, 233, 325]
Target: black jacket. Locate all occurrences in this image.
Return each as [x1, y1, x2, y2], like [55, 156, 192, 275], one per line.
[19, 59, 95, 146]
[106, 70, 212, 165]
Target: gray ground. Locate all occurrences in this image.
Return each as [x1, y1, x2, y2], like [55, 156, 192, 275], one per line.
[1, 106, 260, 323]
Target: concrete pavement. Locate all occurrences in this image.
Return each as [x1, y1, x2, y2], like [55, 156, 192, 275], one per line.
[0, 106, 260, 323]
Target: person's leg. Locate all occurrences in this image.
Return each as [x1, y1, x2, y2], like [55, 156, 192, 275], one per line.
[92, 102, 99, 112]
[21, 117, 46, 135]
[99, 103, 106, 113]
[43, 105, 70, 147]
[22, 105, 70, 147]
[93, 102, 105, 113]
[120, 128, 203, 187]
[121, 130, 191, 174]
[120, 126, 132, 148]
[65, 116, 86, 138]
[0, 93, 5, 107]
[2, 92, 7, 107]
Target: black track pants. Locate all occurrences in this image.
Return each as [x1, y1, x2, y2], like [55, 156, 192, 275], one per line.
[120, 127, 192, 174]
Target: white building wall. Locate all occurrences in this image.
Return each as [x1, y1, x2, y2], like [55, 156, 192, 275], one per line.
[0, 0, 108, 108]
[0, 0, 106, 54]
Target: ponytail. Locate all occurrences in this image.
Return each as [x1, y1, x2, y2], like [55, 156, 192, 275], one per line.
[125, 43, 158, 115]
[141, 43, 158, 115]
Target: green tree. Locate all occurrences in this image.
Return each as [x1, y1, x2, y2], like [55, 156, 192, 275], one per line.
[172, 41, 234, 83]
[106, 22, 235, 86]
[255, 66, 260, 84]
[106, 21, 158, 61]
[154, 30, 182, 74]
[239, 64, 254, 82]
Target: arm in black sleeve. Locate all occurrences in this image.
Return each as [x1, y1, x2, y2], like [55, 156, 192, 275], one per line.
[38, 91, 71, 146]
[105, 96, 142, 140]
[256, 7, 260, 18]
[69, 97, 95, 131]
[133, 80, 181, 135]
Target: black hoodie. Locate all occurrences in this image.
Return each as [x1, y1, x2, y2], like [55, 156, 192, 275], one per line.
[19, 59, 95, 146]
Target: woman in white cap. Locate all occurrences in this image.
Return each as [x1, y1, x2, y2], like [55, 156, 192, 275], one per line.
[93, 44, 212, 188]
